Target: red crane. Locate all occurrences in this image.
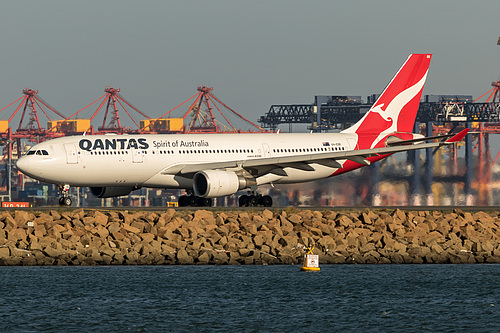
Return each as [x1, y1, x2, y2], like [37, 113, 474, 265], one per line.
[143, 85, 267, 133]
[0, 88, 68, 192]
[63, 87, 151, 134]
[0, 88, 67, 140]
[470, 80, 500, 205]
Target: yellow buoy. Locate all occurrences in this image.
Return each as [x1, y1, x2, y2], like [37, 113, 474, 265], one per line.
[300, 247, 320, 271]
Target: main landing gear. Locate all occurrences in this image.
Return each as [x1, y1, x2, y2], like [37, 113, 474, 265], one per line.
[178, 195, 213, 207]
[58, 185, 72, 206]
[238, 193, 273, 207]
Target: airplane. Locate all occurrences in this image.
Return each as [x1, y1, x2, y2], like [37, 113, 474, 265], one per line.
[16, 54, 470, 207]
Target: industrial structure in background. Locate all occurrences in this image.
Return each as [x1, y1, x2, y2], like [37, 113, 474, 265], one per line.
[0, 86, 268, 206]
[1, 44, 500, 206]
[258, 87, 500, 206]
[253, 38, 500, 207]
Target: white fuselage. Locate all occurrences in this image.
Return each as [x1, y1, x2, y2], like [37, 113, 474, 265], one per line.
[17, 132, 358, 189]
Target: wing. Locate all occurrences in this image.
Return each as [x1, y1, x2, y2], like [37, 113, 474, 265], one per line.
[161, 129, 470, 177]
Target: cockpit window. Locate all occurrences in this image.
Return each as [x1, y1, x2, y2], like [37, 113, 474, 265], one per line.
[27, 149, 49, 156]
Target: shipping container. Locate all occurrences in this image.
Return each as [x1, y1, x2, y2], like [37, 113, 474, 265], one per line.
[140, 118, 184, 132]
[47, 119, 91, 132]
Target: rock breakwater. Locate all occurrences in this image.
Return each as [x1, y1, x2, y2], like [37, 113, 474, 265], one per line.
[0, 208, 499, 265]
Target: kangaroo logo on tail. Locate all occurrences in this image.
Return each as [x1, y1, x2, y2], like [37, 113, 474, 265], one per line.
[343, 54, 432, 149]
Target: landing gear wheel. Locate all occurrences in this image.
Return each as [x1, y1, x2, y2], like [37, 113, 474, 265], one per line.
[187, 195, 197, 207]
[63, 197, 72, 206]
[248, 195, 258, 207]
[261, 195, 273, 207]
[59, 196, 72, 206]
[178, 195, 188, 207]
[179, 195, 212, 207]
[239, 193, 272, 207]
[239, 195, 249, 207]
[199, 197, 212, 207]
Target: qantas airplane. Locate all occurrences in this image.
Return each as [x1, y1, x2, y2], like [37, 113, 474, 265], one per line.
[16, 54, 469, 207]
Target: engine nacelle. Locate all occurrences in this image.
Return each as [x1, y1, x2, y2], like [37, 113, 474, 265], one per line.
[90, 186, 136, 198]
[193, 170, 255, 198]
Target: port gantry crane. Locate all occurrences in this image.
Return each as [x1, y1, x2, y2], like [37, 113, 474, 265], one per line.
[142, 85, 267, 134]
[58, 87, 152, 135]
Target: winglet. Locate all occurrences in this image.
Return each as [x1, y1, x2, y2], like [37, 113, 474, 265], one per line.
[445, 129, 470, 143]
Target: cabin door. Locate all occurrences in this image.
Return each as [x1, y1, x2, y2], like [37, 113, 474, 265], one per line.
[132, 149, 144, 163]
[64, 144, 78, 164]
[262, 143, 271, 157]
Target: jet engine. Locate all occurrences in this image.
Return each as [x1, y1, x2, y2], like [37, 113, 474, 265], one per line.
[90, 186, 136, 198]
[193, 170, 255, 198]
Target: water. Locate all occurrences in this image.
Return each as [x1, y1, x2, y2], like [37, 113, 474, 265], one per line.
[0, 265, 499, 332]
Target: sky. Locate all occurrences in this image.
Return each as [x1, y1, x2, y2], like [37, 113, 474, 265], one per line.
[1, 1, 500, 130]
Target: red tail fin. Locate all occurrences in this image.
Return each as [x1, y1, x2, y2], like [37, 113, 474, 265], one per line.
[343, 54, 432, 148]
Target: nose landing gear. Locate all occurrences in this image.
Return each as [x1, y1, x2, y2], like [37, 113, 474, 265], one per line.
[58, 185, 72, 206]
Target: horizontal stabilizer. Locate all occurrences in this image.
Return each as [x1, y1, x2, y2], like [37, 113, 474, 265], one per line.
[445, 129, 470, 143]
[387, 129, 470, 147]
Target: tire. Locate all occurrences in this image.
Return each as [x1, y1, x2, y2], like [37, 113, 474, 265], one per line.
[239, 195, 249, 207]
[63, 197, 72, 206]
[248, 195, 258, 207]
[261, 195, 272, 207]
[202, 198, 213, 207]
[58, 197, 64, 206]
[187, 196, 197, 207]
[178, 195, 188, 207]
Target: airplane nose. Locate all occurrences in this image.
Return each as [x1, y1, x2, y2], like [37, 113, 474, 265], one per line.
[16, 157, 30, 173]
